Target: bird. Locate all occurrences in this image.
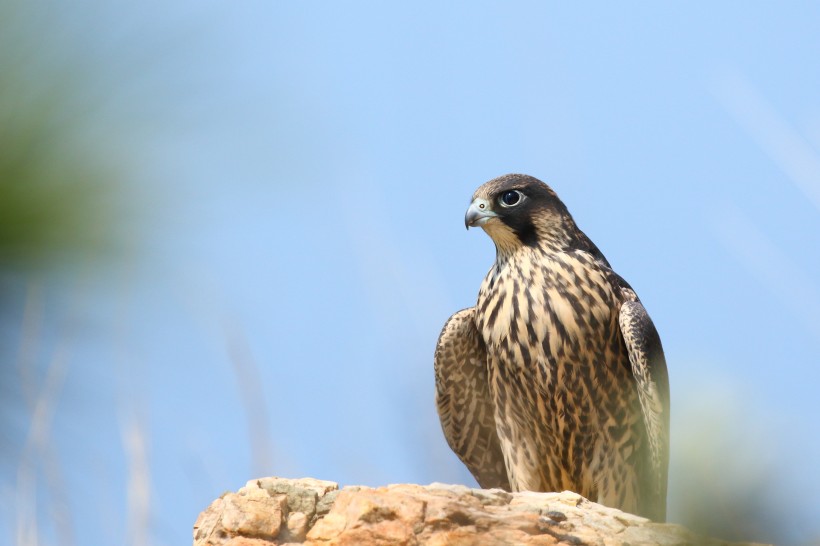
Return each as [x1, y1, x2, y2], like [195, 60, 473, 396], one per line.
[434, 173, 670, 521]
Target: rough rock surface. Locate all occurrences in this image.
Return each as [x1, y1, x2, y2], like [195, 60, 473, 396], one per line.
[193, 477, 766, 546]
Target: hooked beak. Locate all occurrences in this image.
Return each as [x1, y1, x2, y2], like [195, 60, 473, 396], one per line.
[465, 198, 497, 229]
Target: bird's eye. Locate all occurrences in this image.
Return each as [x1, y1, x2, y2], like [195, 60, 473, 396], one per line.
[499, 190, 522, 207]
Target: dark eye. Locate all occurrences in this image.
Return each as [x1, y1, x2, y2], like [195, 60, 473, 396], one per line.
[499, 190, 522, 207]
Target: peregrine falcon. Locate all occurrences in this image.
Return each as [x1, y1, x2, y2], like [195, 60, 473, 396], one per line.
[434, 174, 669, 521]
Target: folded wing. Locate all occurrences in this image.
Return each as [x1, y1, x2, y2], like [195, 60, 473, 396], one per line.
[434, 308, 510, 490]
[618, 298, 670, 521]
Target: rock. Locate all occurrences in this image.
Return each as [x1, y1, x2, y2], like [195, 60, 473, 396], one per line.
[193, 477, 768, 546]
[285, 512, 309, 542]
[246, 477, 338, 525]
[194, 492, 288, 545]
[193, 477, 338, 546]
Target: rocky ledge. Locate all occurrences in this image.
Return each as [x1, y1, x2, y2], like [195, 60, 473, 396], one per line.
[193, 477, 766, 546]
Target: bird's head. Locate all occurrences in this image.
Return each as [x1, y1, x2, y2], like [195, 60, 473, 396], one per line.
[465, 174, 575, 254]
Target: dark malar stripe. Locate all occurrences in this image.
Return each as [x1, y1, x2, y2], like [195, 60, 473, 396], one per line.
[516, 222, 539, 247]
[500, 215, 539, 247]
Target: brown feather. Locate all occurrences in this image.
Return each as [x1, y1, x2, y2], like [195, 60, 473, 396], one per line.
[436, 174, 670, 521]
[434, 308, 510, 490]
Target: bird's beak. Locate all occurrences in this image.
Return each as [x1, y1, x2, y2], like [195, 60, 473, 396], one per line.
[465, 198, 497, 229]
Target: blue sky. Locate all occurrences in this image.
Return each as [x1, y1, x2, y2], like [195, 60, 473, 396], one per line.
[2, 2, 819, 545]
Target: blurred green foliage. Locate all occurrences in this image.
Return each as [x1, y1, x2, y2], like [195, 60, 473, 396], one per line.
[0, 118, 119, 270]
[0, 2, 122, 273]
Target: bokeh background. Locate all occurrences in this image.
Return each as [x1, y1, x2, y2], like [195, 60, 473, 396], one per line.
[2, 2, 819, 545]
